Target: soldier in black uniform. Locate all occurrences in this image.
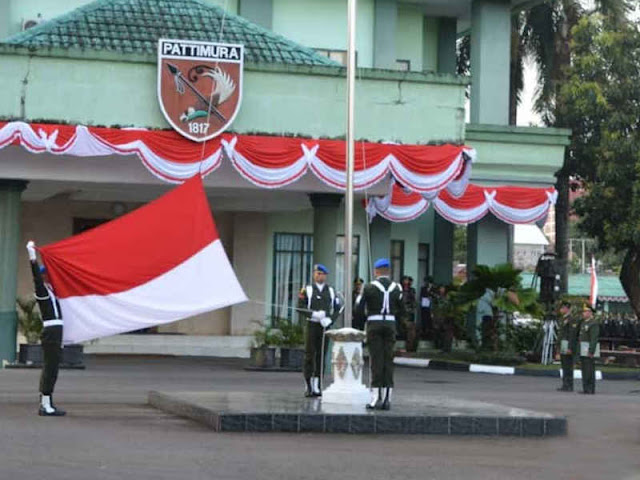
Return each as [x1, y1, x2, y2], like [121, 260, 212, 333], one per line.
[297, 264, 340, 397]
[557, 299, 580, 392]
[27, 241, 66, 417]
[354, 258, 407, 410]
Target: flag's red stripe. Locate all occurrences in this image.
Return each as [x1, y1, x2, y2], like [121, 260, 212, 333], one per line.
[39, 176, 217, 298]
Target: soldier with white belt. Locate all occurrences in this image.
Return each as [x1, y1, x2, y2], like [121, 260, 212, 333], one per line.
[297, 264, 340, 397]
[354, 258, 407, 410]
[27, 241, 66, 417]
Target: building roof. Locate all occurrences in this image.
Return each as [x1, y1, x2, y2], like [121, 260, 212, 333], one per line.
[514, 224, 549, 246]
[2, 0, 337, 66]
[521, 272, 627, 301]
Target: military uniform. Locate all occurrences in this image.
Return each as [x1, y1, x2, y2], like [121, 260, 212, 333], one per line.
[298, 279, 339, 397]
[579, 313, 601, 394]
[29, 249, 66, 417]
[354, 261, 407, 410]
[401, 279, 417, 351]
[557, 308, 581, 392]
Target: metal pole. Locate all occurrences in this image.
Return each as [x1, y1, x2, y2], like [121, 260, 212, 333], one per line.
[582, 239, 586, 274]
[343, 0, 357, 329]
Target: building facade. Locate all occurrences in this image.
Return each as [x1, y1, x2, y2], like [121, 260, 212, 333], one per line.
[0, 0, 569, 360]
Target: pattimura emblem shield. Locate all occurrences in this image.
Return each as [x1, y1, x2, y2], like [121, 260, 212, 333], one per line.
[157, 39, 244, 142]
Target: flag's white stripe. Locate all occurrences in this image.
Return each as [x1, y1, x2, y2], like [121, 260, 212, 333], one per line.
[60, 240, 247, 345]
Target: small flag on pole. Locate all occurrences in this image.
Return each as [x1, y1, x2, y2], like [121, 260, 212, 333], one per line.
[589, 256, 598, 308]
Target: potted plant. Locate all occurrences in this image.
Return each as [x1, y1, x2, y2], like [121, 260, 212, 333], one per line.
[275, 316, 305, 369]
[16, 296, 43, 365]
[249, 320, 283, 368]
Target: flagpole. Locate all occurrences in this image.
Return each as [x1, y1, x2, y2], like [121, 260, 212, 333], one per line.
[343, 0, 357, 329]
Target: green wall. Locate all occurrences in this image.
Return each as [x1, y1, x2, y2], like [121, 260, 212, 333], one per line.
[395, 4, 424, 72]
[272, 0, 375, 68]
[0, 52, 466, 144]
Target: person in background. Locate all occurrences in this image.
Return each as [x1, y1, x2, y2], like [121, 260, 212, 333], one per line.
[419, 276, 435, 340]
[401, 276, 417, 352]
[579, 303, 600, 395]
[557, 299, 581, 392]
[352, 277, 365, 330]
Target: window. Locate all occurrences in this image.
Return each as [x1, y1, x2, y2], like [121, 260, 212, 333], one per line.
[390, 240, 404, 282]
[271, 233, 314, 321]
[335, 235, 360, 295]
[314, 48, 356, 67]
[417, 243, 430, 293]
[396, 59, 411, 71]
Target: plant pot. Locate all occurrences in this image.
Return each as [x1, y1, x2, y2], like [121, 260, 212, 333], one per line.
[250, 346, 276, 368]
[62, 344, 84, 366]
[18, 343, 43, 365]
[280, 347, 304, 369]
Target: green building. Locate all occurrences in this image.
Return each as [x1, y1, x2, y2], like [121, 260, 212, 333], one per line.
[0, 0, 569, 360]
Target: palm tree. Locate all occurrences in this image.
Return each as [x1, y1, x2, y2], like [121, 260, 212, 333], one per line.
[458, 0, 635, 292]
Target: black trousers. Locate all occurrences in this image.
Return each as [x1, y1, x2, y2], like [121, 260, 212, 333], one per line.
[581, 356, 596, 394]
[560, 354, 574, 390]
[303, 322, 325, 379]
[40, 326, 63, 396]
[367, 321, 396, 388]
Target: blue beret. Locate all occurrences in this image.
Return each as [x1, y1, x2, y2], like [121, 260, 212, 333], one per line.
[39, 265, 47, 274]
[374, 258, 390, 269]
[314, 264, 328, 274]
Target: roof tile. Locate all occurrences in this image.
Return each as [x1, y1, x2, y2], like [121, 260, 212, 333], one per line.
[3, 0, 337, 66]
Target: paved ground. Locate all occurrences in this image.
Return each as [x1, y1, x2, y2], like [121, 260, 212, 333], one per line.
[1, 355, 639, 480]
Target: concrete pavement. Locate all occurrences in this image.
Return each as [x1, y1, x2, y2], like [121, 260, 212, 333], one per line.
[1, 355, 639, 480]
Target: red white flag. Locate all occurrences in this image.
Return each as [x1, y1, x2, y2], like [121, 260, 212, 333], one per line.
[589, 256, 598, 309]
[39, 176, 246, 345]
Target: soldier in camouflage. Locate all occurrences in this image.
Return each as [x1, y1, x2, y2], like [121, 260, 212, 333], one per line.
[557, 299, 581, 392]
[579, 303, 600, 395]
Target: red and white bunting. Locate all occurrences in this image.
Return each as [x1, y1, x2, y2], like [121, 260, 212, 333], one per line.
[0, 121, 474, 194]
[368, 181, 558, 225]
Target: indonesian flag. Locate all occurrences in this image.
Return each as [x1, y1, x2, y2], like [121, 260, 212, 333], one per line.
[589, 256, 598, 309]
[39, 176, 247, 345]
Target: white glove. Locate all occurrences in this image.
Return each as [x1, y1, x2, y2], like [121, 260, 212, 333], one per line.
[26, 241, 37, 261]
[320, 317, 332, 328]
[311, 310, 326, 320]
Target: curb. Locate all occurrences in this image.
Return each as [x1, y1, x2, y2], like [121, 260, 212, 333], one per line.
[394, 357, 640, 380]
[4, 363, 86, 370]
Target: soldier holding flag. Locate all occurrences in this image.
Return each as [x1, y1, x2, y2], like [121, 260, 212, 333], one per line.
[298, 264, 340, 397]
[26, 241, 66, 417]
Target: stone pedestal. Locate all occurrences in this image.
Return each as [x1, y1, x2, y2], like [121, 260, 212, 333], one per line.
[322, 328, 370, 405]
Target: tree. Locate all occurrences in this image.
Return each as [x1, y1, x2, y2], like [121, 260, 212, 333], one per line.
[520, 0, 634, 294]
[562, 13, 640, 318]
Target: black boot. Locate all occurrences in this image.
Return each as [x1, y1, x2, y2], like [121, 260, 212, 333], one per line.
[304, 378, 314, 398]
[38, 395, 66, 417]
[381, 388, 392, 410]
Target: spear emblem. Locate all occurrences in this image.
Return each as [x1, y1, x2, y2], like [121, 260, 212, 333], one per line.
[166, 63, 226, 123]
